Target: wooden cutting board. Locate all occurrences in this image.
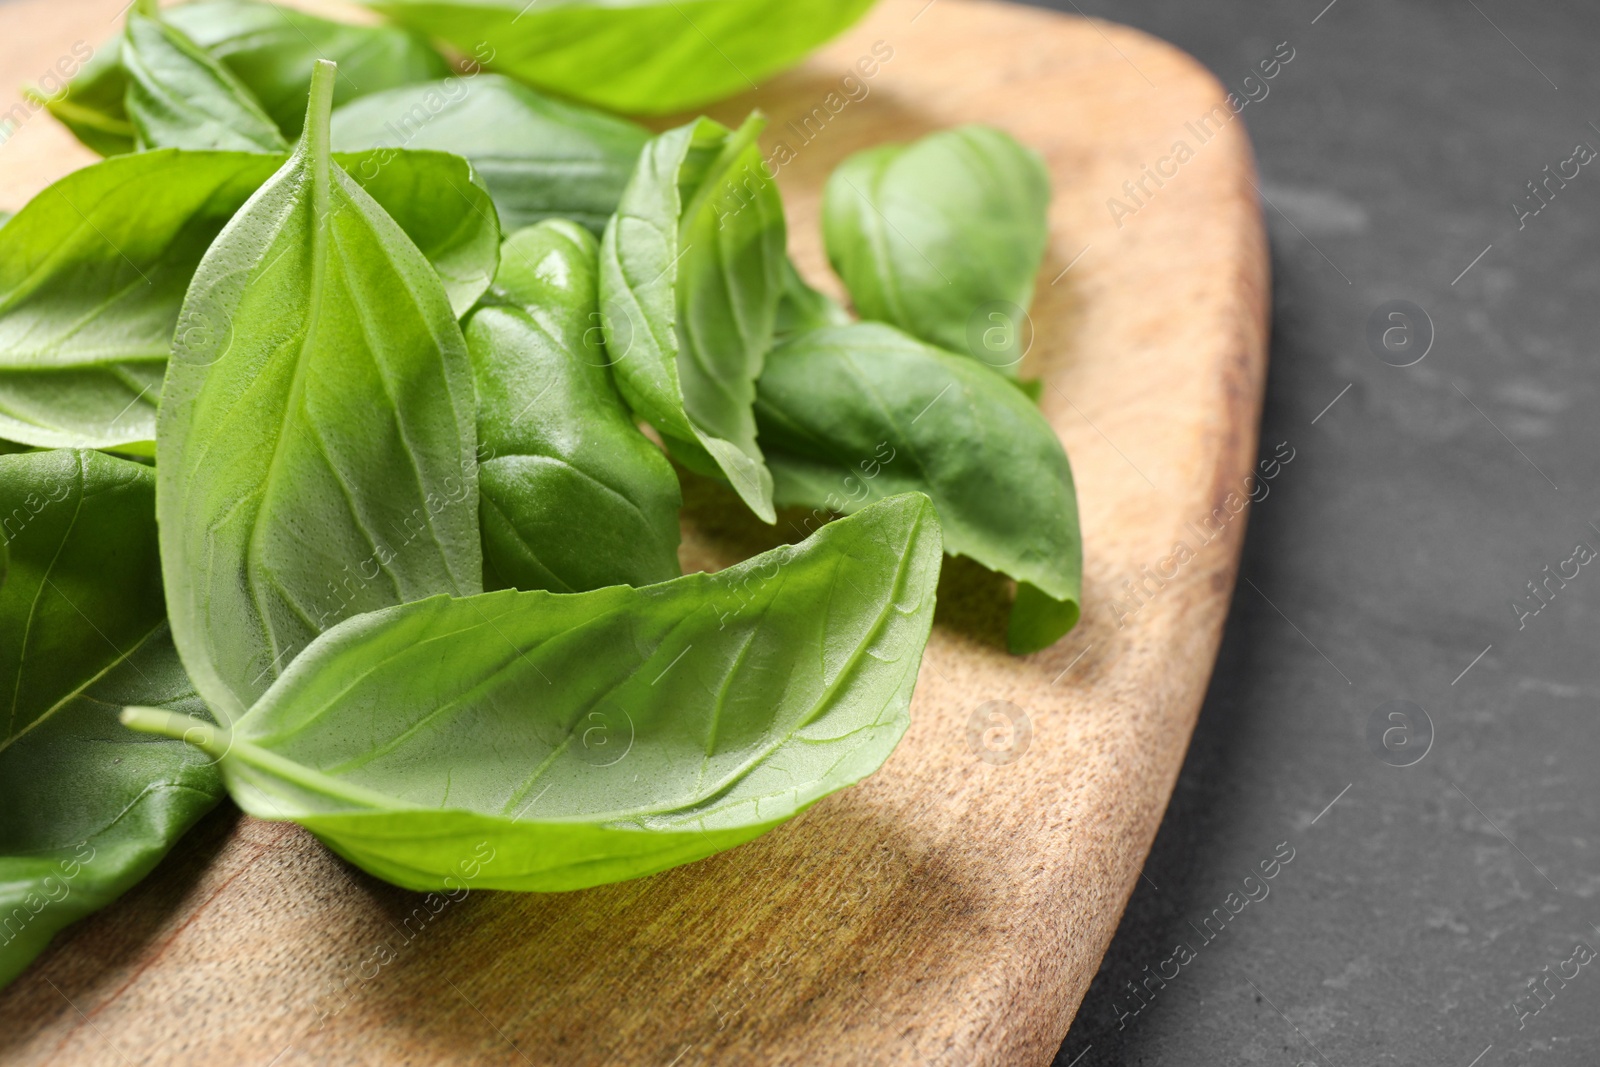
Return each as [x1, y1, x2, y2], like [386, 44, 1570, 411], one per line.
[0, 0, 1268, 1062]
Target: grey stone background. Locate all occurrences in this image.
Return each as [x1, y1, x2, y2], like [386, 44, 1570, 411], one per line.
[1011, 1, 1600, 1065]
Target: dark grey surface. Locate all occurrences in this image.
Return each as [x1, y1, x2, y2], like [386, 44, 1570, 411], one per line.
[1008, 2, 1600, 1065]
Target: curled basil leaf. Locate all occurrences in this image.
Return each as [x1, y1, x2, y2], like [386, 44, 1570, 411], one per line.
[331, 74, 647, 235]
[122, 0, 290, 153]
[822, 125, 1051, 377]
[600, 114, 783, 523]
[468, 220, 681, 593]
[365, 0, 876, 116]
[0, 146, 497, 450]
[158, 62, 483, 725]
[39, 0, 448, 156]
[125, 494, 941, 893]
[0, 449, 221, 989]
[167, 0, 450, 139]
[755, 322, 1081, 654]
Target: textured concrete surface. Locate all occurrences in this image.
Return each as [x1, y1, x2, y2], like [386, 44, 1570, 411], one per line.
[1023, 1, 1600, 1065]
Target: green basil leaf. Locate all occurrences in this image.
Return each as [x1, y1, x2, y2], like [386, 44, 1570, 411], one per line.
[157, 61, 483, 725]
[469, 220, 681, 593]
[600, 114, 783, 523]
[330, 74, 647, 235]
[28, 43, 137, 158]
[822, 125, 1051, 377]
[364, 0, 876, 115]
[755, 322, 1081, 654]
[0, 146, 497, 450]
[0, 449, 221, 989]
[41, 0, 448, 156]
[125, 493, 940, 892]
[122, 2, 290, 153]
[166, 0, 450, 139]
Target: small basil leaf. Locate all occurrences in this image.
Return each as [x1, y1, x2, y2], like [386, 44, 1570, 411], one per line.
[158, 62, 483, 725]
[330, 74, 648, 236]
[165, 0, 450, 139]
[822, 125, 1051, 376]
[0, 147, 497, 450]
[364, 0, 876, 116]
[122, 3, 290, 153]
[27, 43, 136, 157]
[774, 258, 851, 343]
[468, 221, 681, 593]
[125, 493, 940, 893]
[0, 449, 221, 989]
[600, 115, 783, 523]
[754, 322, 1081, 654]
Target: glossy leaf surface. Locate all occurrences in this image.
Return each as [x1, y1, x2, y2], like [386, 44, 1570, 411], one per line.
[600, 115, 783, 522]
[331, 74, 648, 235]
[0, 146, 497, 449]
[157, 62, 482, 724]
[469, 221, 681, 593]
[127, 494, 940, 893]
[755, 322, 1080, 653]
[365, 0, 877, 115]
[822, 125, 1050, 376]
[0, 449, 221, 989]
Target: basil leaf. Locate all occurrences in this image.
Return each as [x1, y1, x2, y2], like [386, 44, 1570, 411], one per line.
[469, 221, 681, 593]
[822, 125, 1051, 377]
[330, 74, 648, 235]
[0, 449, 221, 989]
[0, 146, 497, 450]
[166, 0, 450, 139]
[28, 43, 136, 157]
[600, 115, 783, 523]
[755, 322, 1081, 654]
[125, 493, 940, 893]
[365, 0, 876, 115]
[157, 61, 483, 725]
[122, 1, 290, 153]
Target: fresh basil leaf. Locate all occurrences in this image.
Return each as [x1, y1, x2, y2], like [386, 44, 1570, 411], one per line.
[41, 0, 449, 157]
[158, 61, 483, 725]
[469, 221, 681, 593]
[122, 1, 290, 153]
[0, 146, 497, 450]
[600, 114, 783, 523]
[822, 125, 1051, 377]
[125, 493, 940, 893]
[364, 0, 877, 115]
[774, 257, 851, 343]
[0, 449, 221, 989]
[166, 0, 450, 139]
[28, 43, 137, 157]
[755, 322, 1081, 654]
[330, 74, 647, 235]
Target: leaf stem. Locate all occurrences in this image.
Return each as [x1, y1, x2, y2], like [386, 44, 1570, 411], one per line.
[133, 0, 158, 18]
[301, 59, 336, 163]
[120, 706, 232, 760]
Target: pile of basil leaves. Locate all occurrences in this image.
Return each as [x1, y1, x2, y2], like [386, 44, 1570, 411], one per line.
[0, 0, 1081, 987]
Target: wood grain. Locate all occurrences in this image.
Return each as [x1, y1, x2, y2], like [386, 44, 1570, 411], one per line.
[0, 0, 1268, 1062]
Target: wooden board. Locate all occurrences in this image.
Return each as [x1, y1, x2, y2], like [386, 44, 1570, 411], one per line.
[0, 0, 1268, 1062]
